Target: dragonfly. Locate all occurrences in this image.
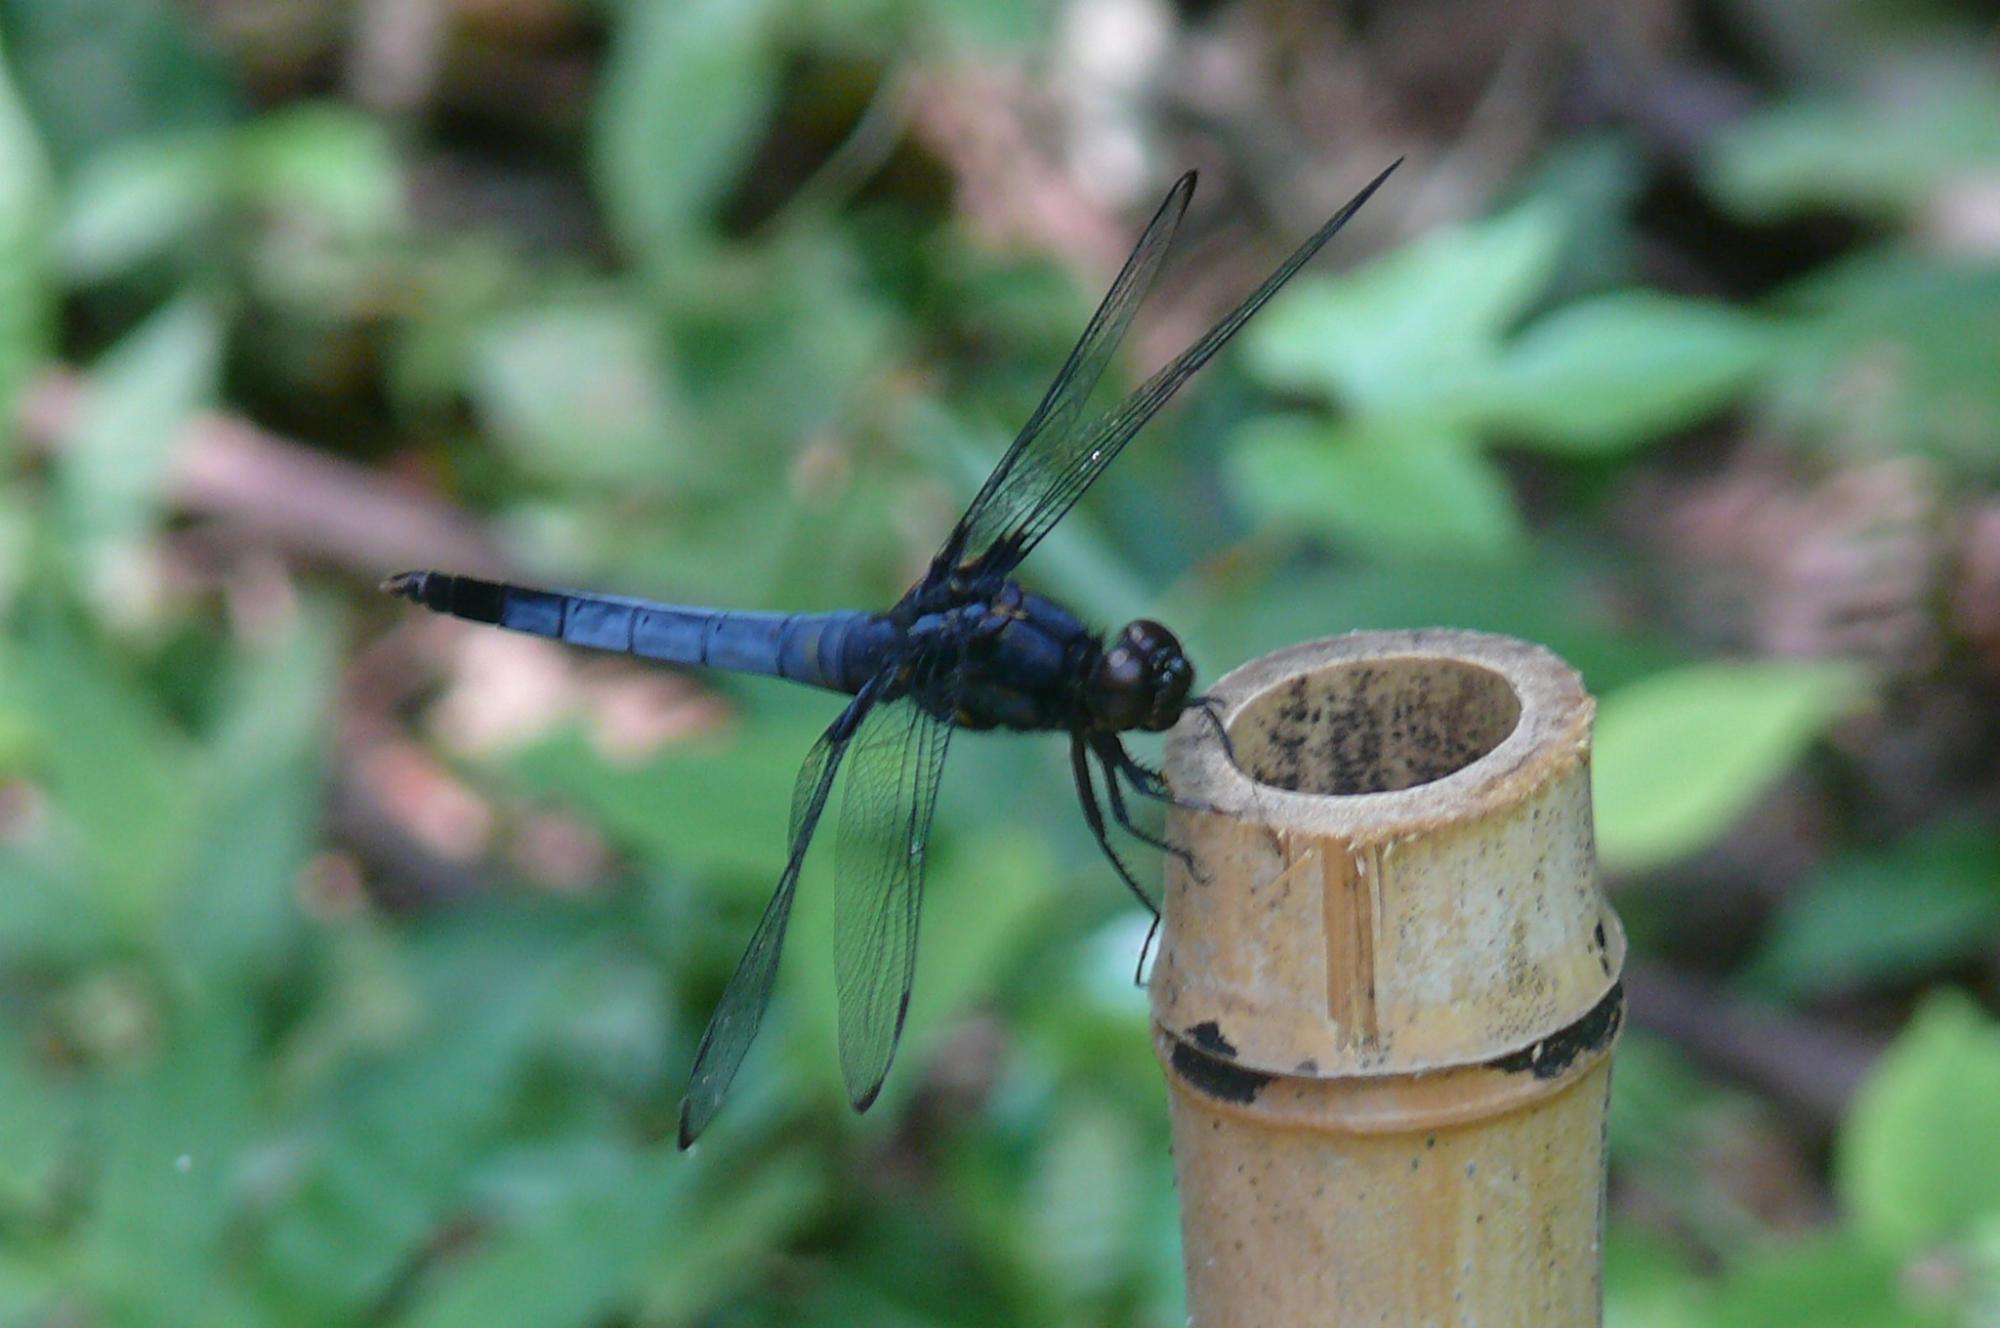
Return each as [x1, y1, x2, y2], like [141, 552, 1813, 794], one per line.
[385, 159, 1398, 1145]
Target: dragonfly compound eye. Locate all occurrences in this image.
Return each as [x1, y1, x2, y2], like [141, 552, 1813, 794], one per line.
[1094, 619, 1195, 732]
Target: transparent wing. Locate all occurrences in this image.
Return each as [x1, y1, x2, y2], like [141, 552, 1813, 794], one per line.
[678, 690, 873, 1147]
[832, 691, 956, 1112]
[938, 172, 1196, 575]
[962, 160, 1400, 568]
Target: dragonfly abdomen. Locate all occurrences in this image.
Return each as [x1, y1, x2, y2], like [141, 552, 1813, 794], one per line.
[383, 571, 883, 693]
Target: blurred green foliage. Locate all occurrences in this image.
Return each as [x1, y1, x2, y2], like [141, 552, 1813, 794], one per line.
[0, 0, 1995, 1324]
[1593, 660, 1862, 873]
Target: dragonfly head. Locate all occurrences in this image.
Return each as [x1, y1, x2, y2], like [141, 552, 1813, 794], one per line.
[1090, 620, 1194, 733]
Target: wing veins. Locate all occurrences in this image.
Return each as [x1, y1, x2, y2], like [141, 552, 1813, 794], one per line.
[942, 172, 1196, 571]
[973, 159, 1402, 564]
[833, 687, 956, 1112]
[677, 683, 879, 1147]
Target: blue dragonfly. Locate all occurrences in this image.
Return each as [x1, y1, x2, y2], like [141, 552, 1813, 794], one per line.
[385, 160, 1398, 1145]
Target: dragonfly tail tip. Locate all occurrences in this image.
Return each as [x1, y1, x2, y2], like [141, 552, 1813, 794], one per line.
[379, 570, 427, 601]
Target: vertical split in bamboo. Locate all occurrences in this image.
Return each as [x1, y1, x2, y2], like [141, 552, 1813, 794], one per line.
[1153, 630, 1624, 1327]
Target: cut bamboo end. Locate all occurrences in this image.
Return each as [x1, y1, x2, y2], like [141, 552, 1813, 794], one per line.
[1154, 629, 1624, 1327]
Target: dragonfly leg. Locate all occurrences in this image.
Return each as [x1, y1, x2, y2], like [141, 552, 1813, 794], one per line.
[1091, 739, 1193, 864]
[1115, 752, 1173, 801]
[1073, 738, 1169, 987]
[1070, 736, 1159, 920]
[1133, 910, 1163, 988]
[1100, 741, 1211, 891]
[1101, 735, 1223, 817]
[1187, 694, 1242, 768]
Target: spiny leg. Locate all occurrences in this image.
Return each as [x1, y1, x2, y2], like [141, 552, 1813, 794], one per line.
[1101, 740, 1214, 892]
[1078, 738, 1182, 984]
[1070, 735, 1160, 919]
[1116, 752, 1173, 802]
[1091, 738, 1193, 867]
[1100, 733, 1223, 817]
[1076, 739, 1168, 987]
[1098, 734, 1172, 799]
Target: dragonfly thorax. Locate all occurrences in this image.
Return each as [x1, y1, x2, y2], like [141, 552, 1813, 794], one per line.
[899, 585, 1194, 735]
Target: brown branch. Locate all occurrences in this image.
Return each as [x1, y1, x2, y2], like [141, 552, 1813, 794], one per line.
[18, 368, 507, 581]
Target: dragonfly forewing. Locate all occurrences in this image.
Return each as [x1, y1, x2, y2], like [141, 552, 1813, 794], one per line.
[960, 160, 1402, 569]
[945, 172, 1195, 572]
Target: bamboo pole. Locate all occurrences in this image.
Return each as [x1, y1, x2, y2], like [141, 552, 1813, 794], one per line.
[1153, 629, 1623, 1327]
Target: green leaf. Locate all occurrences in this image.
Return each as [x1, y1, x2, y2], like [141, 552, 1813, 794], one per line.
[0, 33, 54, 455]
[388, 1032, 821, 1328]
[1593, 661, 1863, 872]
[0, 1023, 71, 1213]
[1607, 1032, 1721, 1172]
[0, 825, 107, 962]
[1026, 1098, 1142, 1300]
[467, 300, 680, 486]
[926, 0, 1056, 45]
[1464, 293, 1780, 454]
[1604, 1224, 1704, 1328]
[508, 700, 830, 882]
[259, 912, 580, 1313]
[1707, 1232, 1945, 1328]
[1705, 82, 2000, 221]
[55, 296, 221, 598]
[1509, 133, 1646, 296]
[0, 0, 239, 169]
[10, 611, 198, 935]
[907, 830, 1060, 1034]
[0, 1255, 66, 1327]
[56, 133, 228, 282]
[399, 1143, 674, 1328]
[1245, 200, 1565, 411]
[1750, 825, 2000, 997]
[671, 230, 892, 465]
[231, 103, 402, 239]
[592, 0, 778, 264]
[0, 472, 29, 618]
[1763, 254, 2000, 469]
[168, 601, 339, 986]
[1838, 993, 2000, 1259]
[633, 1154, 827, 1321]
[77, 1008, 258, 1325]
[1227, 414, 1525, 561]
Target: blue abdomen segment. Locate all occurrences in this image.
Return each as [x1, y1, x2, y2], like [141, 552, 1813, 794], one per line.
[385, 571, 881, 694]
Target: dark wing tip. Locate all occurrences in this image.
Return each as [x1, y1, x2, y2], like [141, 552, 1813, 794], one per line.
[1344, 158, 1404, 213]
[678, 1087, 715, 1149]
[1153, 170, 1199, 223]
[845, 991, 911, 1114]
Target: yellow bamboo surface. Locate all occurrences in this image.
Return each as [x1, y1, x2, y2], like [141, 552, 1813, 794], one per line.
[1153, 630, 1624, 1327]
